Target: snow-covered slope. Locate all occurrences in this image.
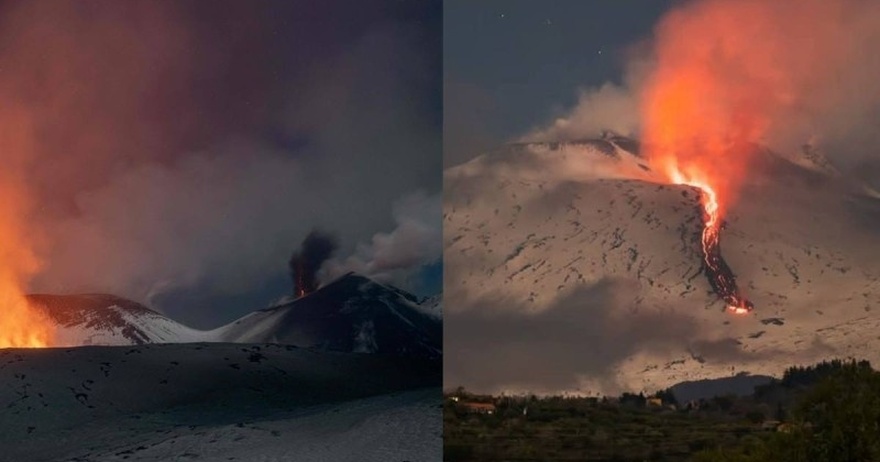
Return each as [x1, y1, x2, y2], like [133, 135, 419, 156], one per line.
[28, 294, 209, 346]
[30, 273, 442, 359]
[445, 136, 880, 394]
[0, 343, 440, 461]
[417, 294, 443, 319]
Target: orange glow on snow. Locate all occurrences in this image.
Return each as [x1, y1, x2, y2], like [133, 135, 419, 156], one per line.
[730, 306, 750, 315]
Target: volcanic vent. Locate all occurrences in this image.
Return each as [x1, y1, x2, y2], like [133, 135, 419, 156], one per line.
[289, 230, 338, 298]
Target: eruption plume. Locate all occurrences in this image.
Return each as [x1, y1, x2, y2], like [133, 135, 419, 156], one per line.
[633, 0, 880, 314]
[289, 230, 339, 298]
[638, 0, 838, 314]
[0, 108, 55, 346]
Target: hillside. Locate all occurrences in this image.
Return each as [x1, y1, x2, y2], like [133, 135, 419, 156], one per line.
[444, 137, 880, 393]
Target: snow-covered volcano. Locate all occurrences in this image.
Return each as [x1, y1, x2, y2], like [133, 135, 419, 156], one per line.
[30, 273, 442, 359]
[28, 293, 211, 346]
[445, 135, 880, 394]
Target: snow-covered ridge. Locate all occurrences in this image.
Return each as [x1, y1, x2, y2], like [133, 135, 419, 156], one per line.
[449, 135, 655, 186]
[29, 273, 442, 359]
[452, 135, 854, 191]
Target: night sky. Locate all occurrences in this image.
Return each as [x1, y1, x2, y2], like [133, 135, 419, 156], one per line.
[0, 0, 441, 328]
[444, 0, 676, 167]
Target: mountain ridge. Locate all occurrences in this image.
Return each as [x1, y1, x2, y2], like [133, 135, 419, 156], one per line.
[28, 272, 442, 359]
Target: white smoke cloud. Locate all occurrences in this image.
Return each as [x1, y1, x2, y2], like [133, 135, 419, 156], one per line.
[523, 82, 640, 142]
[322, 191, 441, 291]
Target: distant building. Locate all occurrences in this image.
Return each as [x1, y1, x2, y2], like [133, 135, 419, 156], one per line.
[776, 422, 793, 433]
[460, 402, 497, 415]
[776, 421, 812, 433]
[647, 397, 663, 407]
[762, 420, 782, 431]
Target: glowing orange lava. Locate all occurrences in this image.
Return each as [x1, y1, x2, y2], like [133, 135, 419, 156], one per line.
[667, 168, 750, 315]
[0, 218, 55, 347]
[0, 291, 53, 348]
[639, 0, 781, 315]
[0, 215, 54, 347]
[0, 109, 56, 348]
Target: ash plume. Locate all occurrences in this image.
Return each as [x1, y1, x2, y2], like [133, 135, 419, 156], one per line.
[290, 230, 339, 298]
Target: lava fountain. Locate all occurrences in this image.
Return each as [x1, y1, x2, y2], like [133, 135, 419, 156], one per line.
[0, 290, 54, 348]
[0, 204, 55, 347]
[0, 108, 56, 347]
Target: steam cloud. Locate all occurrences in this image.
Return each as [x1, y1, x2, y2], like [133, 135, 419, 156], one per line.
[290, 230, 339, 297]
[0, 0, 440, 326]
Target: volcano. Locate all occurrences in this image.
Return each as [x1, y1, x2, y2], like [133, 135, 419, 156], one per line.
[445, 136, 880, 393]
[220, 273, 442, 358]
[28, 273, 442, 359]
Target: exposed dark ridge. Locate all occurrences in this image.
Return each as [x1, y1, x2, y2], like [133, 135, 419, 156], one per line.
[247, 272, 441, 358]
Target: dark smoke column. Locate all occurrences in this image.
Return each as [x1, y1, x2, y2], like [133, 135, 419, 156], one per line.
[289, 230, 338, 298]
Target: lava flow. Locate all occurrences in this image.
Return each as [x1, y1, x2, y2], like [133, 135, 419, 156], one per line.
[669, 170, 753, 315]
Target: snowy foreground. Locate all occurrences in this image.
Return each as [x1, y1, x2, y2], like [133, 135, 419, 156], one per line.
[0, 343, 441, 462]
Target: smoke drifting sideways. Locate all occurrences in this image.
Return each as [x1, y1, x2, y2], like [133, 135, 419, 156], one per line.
[322, 191, 442, 291]
[0, 0, 441, 328]
[528, 0, 880, 195]
[290, 231, 339, 298]
[446, 278, 794, 395]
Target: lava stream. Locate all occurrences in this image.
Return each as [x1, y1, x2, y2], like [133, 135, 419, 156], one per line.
[670, 173, 753, 315]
